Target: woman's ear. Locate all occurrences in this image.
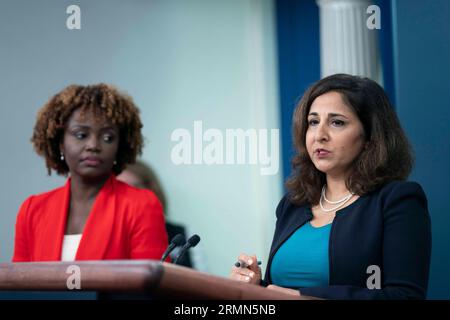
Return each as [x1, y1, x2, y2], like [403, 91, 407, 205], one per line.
[59, 142, 65, 159]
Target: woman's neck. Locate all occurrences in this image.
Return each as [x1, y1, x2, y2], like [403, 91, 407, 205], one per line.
[70, 174, 110, 202]
[325, 174, 352, 200]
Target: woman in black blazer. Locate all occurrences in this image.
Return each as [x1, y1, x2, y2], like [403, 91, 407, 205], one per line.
[230, 74, 431, 299]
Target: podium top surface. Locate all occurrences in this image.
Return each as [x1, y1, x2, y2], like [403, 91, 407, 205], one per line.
[0, 260, 316, 300]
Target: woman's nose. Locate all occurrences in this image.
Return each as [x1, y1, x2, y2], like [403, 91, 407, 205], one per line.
[315, 123, 329, 142]
[86, 135, 101, 151]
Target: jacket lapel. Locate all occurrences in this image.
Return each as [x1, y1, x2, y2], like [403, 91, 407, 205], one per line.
[37, 178, 71, 261]
[265, 205, 312, 282]
[270, 206, 312, 256]
[75, 175, 116, 260]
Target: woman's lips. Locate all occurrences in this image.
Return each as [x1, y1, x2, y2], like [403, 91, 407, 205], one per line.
[82, 157, 102, 166]
[315, 149, 331, 158]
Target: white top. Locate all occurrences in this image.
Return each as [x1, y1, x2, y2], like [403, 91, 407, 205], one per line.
[61, 234, 82, 261]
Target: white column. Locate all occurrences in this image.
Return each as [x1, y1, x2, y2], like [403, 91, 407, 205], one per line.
[316, 0, 382, 82]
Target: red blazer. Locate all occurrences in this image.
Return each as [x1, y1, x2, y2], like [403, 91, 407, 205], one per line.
[13, 174, 169, 262]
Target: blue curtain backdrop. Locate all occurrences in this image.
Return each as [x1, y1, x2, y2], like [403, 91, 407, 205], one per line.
[275, 0, 320, 184]
[391, 0, 450, 300]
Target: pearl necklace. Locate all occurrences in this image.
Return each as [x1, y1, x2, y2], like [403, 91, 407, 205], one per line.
[319, 185, 354, 212]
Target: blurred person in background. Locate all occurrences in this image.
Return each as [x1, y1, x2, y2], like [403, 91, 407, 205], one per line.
[118, 160, 205, 269]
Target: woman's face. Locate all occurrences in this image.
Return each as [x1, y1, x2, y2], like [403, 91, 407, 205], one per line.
[61, 108, 119, 181]
[305, 91, 365, 179]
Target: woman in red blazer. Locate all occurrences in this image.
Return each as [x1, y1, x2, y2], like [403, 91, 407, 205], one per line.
[13, 84, 169, 262]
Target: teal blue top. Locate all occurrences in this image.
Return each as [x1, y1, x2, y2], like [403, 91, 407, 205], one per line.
[270, 221, 331, 288]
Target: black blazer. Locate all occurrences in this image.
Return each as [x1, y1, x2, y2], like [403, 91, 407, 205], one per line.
[263, 181, 432, 300]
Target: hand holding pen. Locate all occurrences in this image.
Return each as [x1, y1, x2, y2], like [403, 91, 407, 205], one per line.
[234, 260, 262, 268]
[229, 253, 262, 285]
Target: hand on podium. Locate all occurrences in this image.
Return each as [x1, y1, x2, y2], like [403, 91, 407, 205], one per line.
[229, 253, 262, 285]
[229, 253, 301, 297]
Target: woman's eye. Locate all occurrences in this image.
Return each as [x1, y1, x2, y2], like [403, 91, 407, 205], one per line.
[103, 134, 114, 143]
[74, 132, 86, 139]
[332, 120, 345, 127]
[308, 119, 319, 126]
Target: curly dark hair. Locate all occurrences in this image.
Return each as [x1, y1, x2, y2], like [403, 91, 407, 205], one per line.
[31, 83, 144, 176]
[286, 74, 414, 206]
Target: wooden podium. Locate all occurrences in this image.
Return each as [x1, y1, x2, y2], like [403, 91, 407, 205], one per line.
[0, 260, 316, 300]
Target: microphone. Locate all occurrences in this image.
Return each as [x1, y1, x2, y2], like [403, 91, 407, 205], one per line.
[174, 234, 200, 265]
[161, 233, 185, 262]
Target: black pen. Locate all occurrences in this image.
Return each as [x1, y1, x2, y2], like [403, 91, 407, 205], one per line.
[235, 260, 262, 268]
